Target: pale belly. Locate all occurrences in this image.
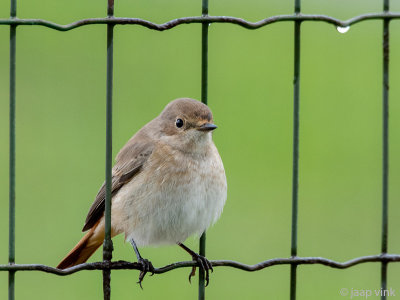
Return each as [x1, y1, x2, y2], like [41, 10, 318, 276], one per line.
[110, 147, 227, 247]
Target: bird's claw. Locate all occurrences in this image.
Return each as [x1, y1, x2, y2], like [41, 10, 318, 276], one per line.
[188, 254, 213, 287]
[137, 258, 154, 289]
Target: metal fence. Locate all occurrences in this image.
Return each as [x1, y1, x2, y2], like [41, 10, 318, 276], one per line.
[1, 0, 399, 299]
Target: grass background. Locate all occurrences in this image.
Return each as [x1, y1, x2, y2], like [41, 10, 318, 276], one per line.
[1, 0, 400, 299]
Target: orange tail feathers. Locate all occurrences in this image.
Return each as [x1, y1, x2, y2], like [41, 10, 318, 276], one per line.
[57, 222, 104, 270]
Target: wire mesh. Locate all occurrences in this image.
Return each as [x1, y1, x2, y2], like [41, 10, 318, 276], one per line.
[1, 0, 397, 299]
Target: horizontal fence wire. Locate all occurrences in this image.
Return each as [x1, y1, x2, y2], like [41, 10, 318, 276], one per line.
[0, 13, 400, 31]
[1, 254, 400, 274]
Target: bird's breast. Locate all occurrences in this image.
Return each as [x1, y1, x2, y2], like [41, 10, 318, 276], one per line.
[111, 142, 227, 247]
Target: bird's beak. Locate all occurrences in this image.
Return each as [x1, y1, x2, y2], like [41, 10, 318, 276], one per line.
[197, 122, 218, 132]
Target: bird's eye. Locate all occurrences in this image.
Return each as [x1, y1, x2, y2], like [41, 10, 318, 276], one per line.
[175, 118, 184, 128]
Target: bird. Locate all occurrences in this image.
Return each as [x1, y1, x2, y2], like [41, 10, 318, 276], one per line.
[57, 98, 227, 287]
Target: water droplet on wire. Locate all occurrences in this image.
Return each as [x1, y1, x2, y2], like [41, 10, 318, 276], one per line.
[336, 26, 350, 34]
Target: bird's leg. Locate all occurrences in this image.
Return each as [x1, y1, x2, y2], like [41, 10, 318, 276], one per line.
[178, 242, 213, 287]
[130, 239, 154, 289]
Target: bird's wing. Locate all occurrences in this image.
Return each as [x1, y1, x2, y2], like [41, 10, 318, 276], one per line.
[82, 139, 154, 232]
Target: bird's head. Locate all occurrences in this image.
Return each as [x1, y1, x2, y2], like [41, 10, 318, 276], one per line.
[157, 98, 217, 153]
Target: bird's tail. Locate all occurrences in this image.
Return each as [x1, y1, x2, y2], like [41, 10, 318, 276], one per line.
[57, 221, 104, 270]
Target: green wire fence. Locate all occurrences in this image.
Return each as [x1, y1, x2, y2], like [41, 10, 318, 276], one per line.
[1, 0, 399, 299]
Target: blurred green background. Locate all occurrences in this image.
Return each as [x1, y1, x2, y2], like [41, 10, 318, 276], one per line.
[1, 0, 400, 299]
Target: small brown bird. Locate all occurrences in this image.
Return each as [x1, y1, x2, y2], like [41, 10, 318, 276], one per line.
[57, 98, 227, 286]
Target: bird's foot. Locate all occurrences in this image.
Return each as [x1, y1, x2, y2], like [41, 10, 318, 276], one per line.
[137, 258, 155, 289]
[188, 253, 213, 287]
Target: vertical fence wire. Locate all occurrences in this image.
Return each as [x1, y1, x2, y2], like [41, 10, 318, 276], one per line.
[8, 0, 17, 299]
[102, 0, 115, 299]
[199, 0, 209, 299]
[381, 0, 389, 299]
[290, 0, 301, 299]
